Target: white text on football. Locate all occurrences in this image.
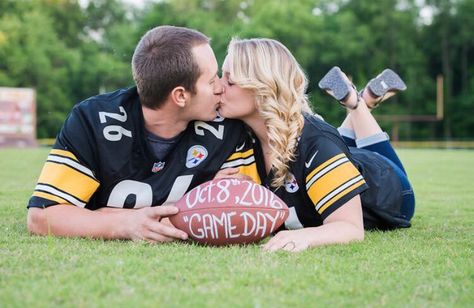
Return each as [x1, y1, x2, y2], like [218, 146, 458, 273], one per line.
[185, 211, 282, 240]
[185, 179, 285, 209]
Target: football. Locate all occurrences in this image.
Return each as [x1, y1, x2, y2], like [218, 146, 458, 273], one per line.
[170, 178, 289, 246]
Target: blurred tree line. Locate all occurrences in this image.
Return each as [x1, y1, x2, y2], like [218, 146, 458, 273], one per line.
[0, 0, 473, 140]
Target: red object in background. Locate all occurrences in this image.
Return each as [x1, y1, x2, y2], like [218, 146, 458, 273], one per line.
[0, 87, 37, 147]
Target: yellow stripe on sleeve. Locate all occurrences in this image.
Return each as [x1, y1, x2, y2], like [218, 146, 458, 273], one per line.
[32, 191, 71, 206]
[37, 161, 100, 203]
[50, 149, 78, 161]
[317, 179, 366, 214]
[307, 161, 361, 206]
[305, 153, 345, 182]
[226, 149, 254, 161]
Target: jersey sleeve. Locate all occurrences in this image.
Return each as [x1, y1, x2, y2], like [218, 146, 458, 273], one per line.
[28, 107, 100, 209]
[220, 134, 262, 184]
[304, 136, 368, 220]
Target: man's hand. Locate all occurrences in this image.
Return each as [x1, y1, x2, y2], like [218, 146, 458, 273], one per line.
[123, 206, 188, 243]
[27, 204, 188, 243]
[214, 167, 253, 181]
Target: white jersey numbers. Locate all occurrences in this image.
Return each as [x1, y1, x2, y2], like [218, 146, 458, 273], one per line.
[107, 175, 195, 208]
[194, 121, 224, 140]
[107, 180, 153, 208]
[99, 106, 132, 141]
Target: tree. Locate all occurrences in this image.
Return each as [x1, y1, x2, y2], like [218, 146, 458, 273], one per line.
[0, 0, 136, 137]
[0, 1, 81, 137]
[424, 0, 474, 139]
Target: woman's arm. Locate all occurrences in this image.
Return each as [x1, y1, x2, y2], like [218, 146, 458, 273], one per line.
[261, 195, 364, 252]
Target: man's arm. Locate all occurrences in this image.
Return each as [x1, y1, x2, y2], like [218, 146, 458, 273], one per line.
[27, 205, 188, 243]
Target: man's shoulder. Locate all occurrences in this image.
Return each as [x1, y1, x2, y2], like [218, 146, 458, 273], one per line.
[187, 116, 246, 141]
[56, 87, 143, 169]
[190, 116, 244, 128]
[65, 86, 141, 139]
[73, 87, 139, 115]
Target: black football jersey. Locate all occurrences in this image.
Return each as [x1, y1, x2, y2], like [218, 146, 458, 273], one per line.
[229, 114, 410, 230]
[28, 87, 246, 210]
[228, 114, 369, 229]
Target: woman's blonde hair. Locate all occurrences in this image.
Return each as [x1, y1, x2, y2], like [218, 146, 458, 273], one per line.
[226, 38, 314, 188]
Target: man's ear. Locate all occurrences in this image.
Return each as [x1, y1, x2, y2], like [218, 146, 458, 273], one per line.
[170, 86, 189, 108]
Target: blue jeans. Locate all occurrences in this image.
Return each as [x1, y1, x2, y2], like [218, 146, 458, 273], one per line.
[340, 130, 415, 220]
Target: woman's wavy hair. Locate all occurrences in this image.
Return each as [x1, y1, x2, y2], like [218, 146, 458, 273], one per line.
[227, 38, 315, 188]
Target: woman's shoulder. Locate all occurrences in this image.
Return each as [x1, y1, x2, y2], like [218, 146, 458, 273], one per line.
[302, 112, 340, 136]
[301, 112, 347, 147]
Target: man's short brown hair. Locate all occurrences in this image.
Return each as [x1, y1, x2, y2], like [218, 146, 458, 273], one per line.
[132, 26, 209, 109]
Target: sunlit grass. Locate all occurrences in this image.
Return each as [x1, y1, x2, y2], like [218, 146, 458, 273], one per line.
[0, 148, 472, 306]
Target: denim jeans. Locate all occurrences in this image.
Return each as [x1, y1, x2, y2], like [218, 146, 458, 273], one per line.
[340, 130, 415, 220]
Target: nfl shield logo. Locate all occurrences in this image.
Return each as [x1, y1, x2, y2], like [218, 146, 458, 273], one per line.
[151, 161, 165, 173]
[284, 173, 299, 193]
[186, 145, 208, 168]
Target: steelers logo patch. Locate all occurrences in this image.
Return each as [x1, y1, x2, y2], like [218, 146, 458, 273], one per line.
[284, 173, 299, 193]
[186, 145, 208, 168]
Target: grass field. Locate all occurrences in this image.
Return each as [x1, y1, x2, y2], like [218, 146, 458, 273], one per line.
[0, 148, 473, 307]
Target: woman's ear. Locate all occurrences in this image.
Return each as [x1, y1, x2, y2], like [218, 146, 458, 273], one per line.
[170, 86, 189, 108]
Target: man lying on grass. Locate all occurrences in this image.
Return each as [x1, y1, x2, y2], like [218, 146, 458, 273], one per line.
[27, 25, 249, 243]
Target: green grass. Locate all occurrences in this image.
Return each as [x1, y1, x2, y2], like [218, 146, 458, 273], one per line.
[0, 148, 473, 307]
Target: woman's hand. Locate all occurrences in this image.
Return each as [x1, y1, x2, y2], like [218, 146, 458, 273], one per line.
[261, 229, 313, 252]
[214, 167, 253, 181]
[262, 195, 365, 252]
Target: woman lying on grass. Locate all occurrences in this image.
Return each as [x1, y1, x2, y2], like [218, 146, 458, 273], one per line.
[217, 38, 415, 252]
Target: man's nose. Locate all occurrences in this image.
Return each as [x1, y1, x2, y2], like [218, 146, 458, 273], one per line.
[215, 79, 225, 94]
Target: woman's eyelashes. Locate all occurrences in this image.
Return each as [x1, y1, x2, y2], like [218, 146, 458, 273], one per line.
[222, 73, 234, 86]
[225, 76, 234, 86]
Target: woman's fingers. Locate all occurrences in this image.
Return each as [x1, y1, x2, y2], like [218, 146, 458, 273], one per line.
[214, 168, 253, 181]
[214, 167, 240, 179]
[261, 231, 307, 252]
